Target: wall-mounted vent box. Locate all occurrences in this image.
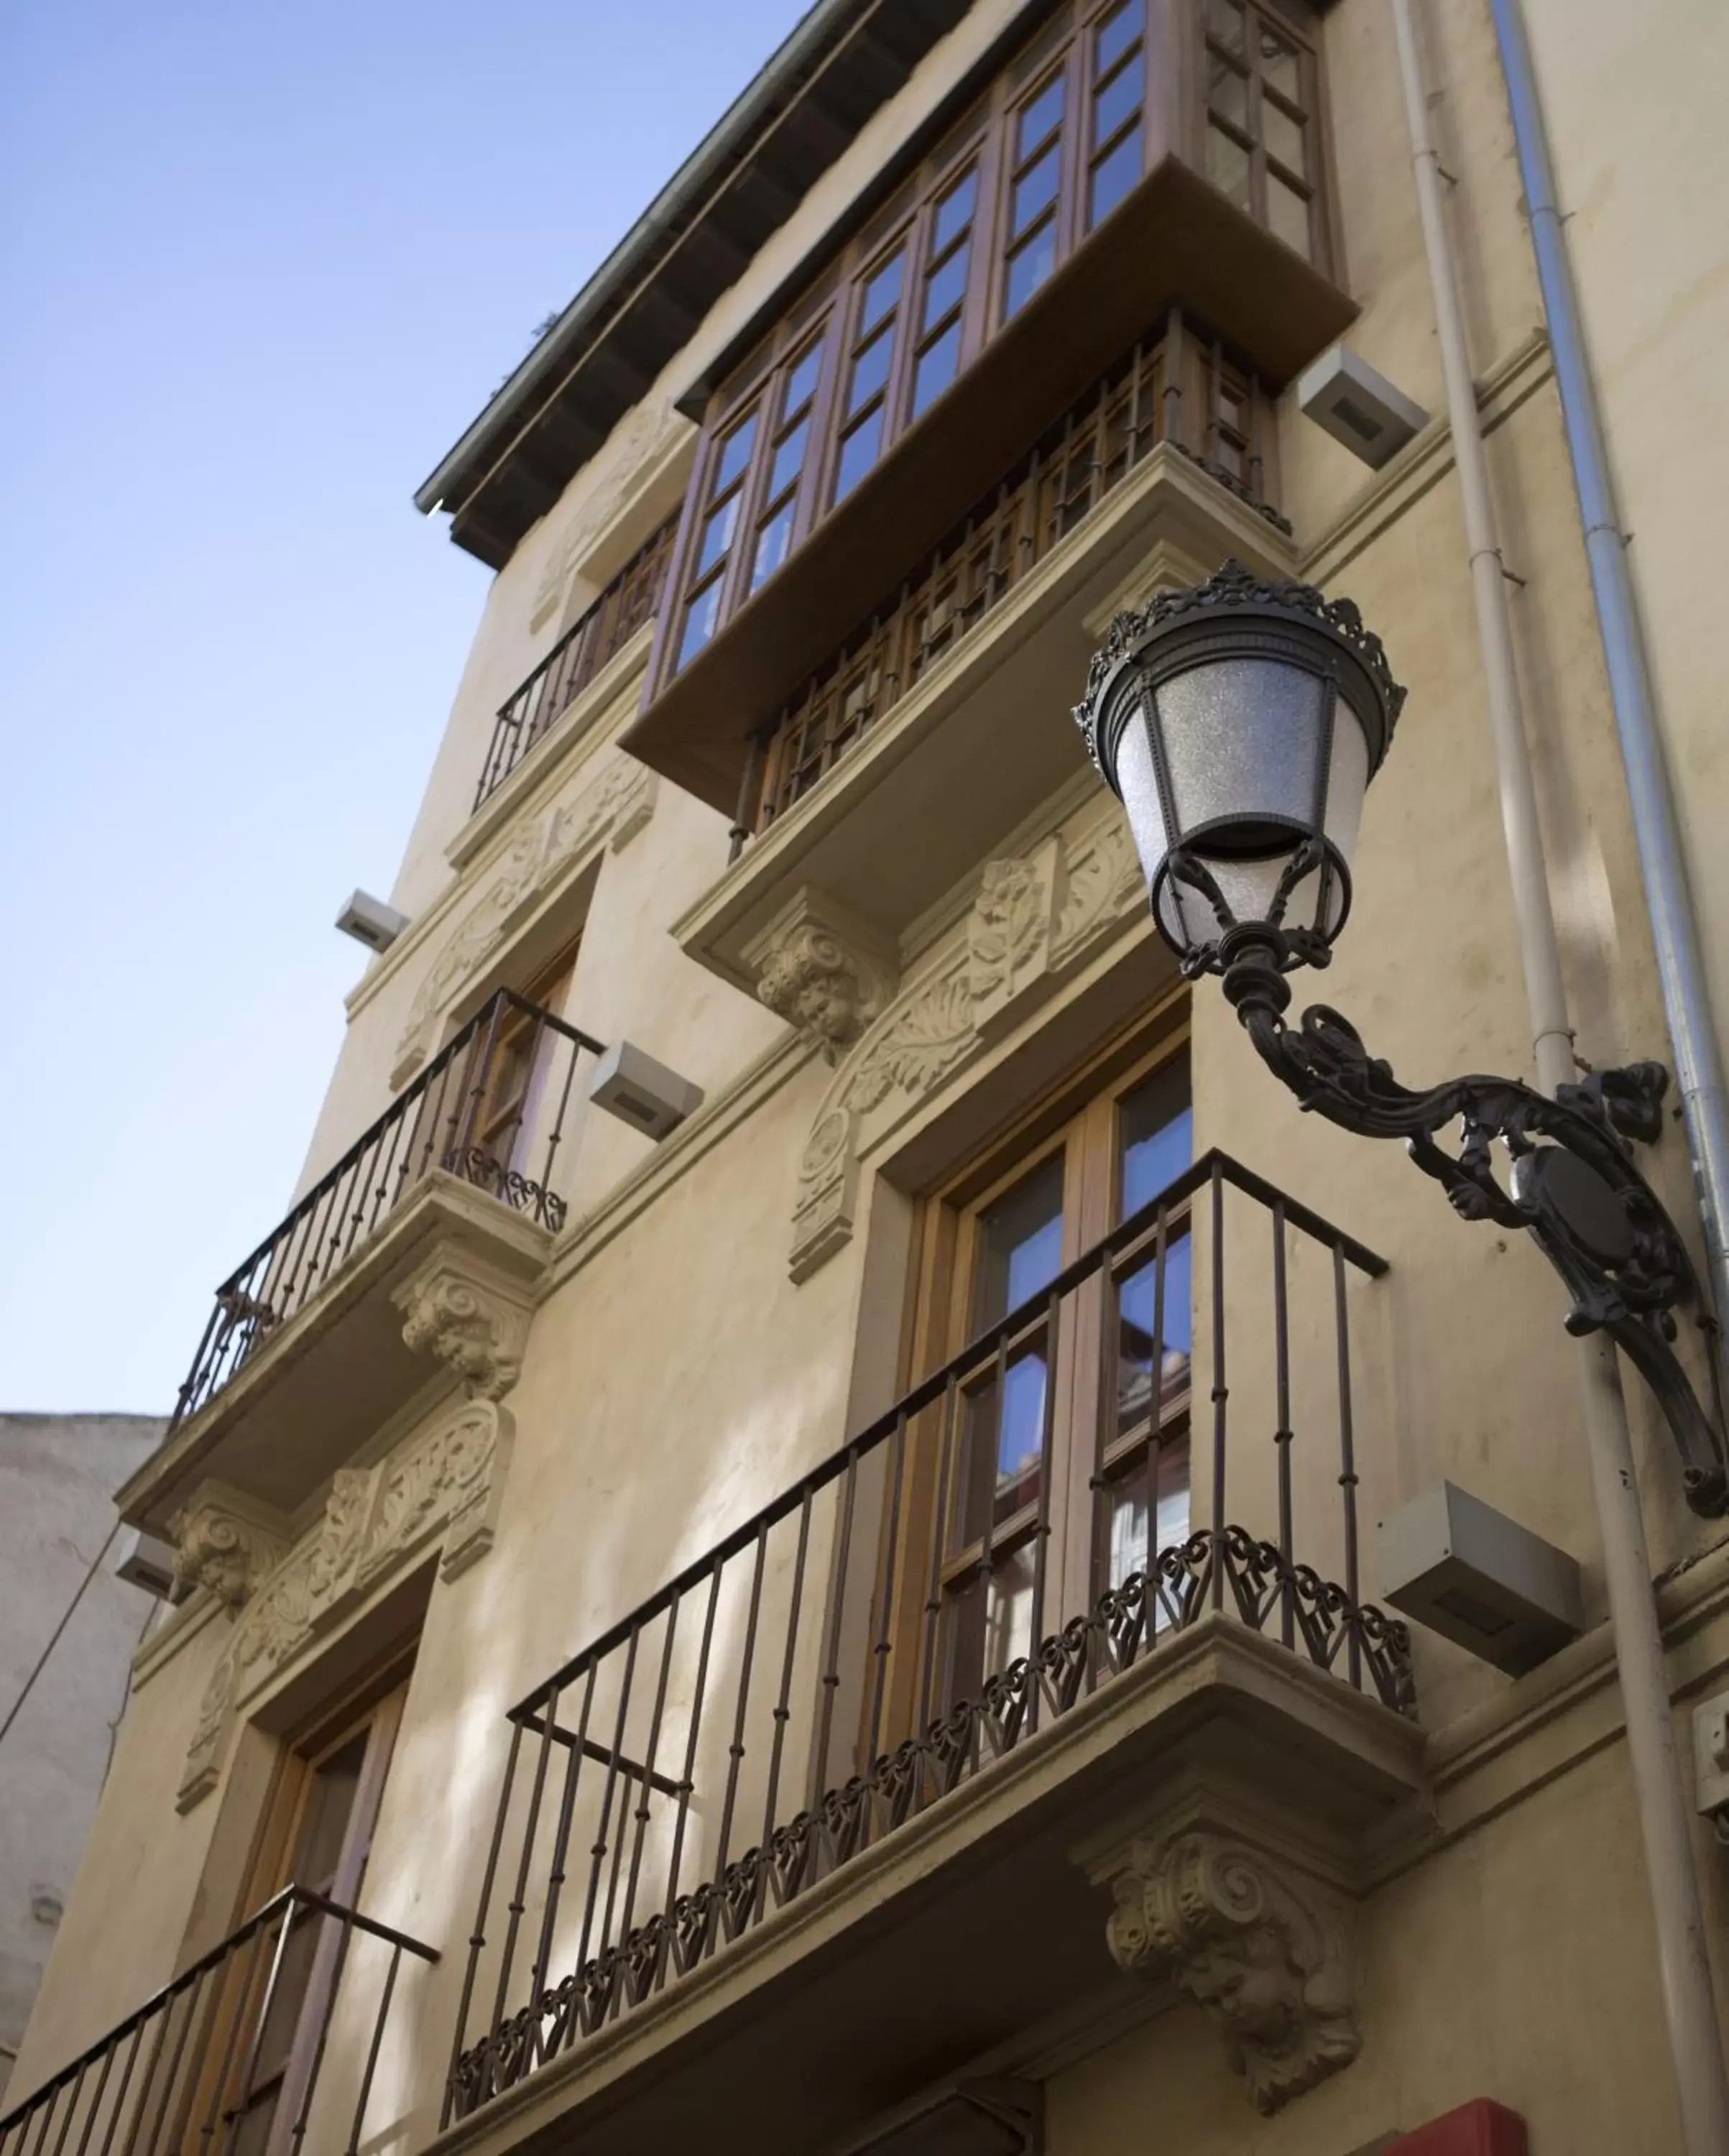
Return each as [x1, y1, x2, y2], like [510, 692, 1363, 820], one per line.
[336, 890, 410, 953]
[587, 1039, 704, 1142]
[1297, 343, 1430, 469]
[1377, 1480, 1584, 1675]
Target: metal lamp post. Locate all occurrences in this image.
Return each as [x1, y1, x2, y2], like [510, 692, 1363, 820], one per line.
[1074, 558, 1727, 1511]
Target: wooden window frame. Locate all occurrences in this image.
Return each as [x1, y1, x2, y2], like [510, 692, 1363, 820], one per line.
[879, 993, 1192, 1737]
[1201, 0, 1324, 267]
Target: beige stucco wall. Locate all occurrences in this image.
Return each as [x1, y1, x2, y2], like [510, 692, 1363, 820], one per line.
[22, 0, 1729, 2147]
[1518, 0, 1729, 1085]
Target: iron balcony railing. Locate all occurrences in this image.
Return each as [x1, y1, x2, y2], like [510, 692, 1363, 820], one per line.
[474, 515, 678, 812]
[170, 989, 603, 1429]
[729, 308, 1290, 854]
[443, 1149, 1410, 2124]
[0, 1886, 437, 2156]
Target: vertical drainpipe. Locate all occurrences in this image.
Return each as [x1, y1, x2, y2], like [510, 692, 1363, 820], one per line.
[1490, 0, 1729, 1370]
[1386, 5, 1729, 2150]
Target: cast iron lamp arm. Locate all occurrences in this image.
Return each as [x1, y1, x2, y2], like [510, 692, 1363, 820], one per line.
[1168, 847, 1729, 1518]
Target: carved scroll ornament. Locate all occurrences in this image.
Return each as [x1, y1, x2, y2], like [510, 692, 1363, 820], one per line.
[177, 1399, 512, 1810]
[1105, 1833, 1360, 2114]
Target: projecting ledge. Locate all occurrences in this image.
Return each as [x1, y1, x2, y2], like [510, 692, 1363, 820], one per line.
[120, 1173, 550, 1539]
[673, 443, 1297, 1013]
[429, 1619, 1425, 2156]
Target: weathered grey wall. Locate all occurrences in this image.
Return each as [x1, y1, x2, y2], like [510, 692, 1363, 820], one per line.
[0, 1414, 163, 2104]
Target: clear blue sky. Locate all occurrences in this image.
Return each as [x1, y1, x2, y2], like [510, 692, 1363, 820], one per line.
[0, 0, 810, 1413]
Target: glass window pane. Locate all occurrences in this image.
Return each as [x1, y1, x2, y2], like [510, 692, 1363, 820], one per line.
[1093, 60, 1141, 148]
[1118, 1230, 1193, 1431]
[1265, 99, 1306, 178]
[1004, 223, 1058, 316]
[750, 501, 796, 591]
[767, 413, 809, 499]
[1012, 144, 1061, 236]
[293, 1733, 367, 1890]
[1207, 54, 1249, 129]
[847, 325, 894, 416]
[693, 492, 739, 579]
[859, 248, 905, 333]
[1207, 122, 1251, 211]
[1206, 0, 1245, 56]
[973, 1151, 1065, 1327]
[783, 338, 824, 417]
[1105, 1437, 1191, 1596]
[933, 167, 978, 253]
[1017, 72, 1065, 157]
[676, 576, 724, 670]
[910, 318, 962, 418]
[1260, 29, 1301, 105]
[713, 412, 757, 496]
[1268, 173, 1312, 257]
[922, 242, 969, 332]
[833, 407, 884, 502]
[1096, 0, 1144, 73]
[1119, 1061, 1193, 1212]
[1089, 124, 1141, 226]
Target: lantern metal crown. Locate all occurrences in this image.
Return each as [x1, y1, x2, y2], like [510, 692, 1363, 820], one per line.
[1074, 559, 1406, 980]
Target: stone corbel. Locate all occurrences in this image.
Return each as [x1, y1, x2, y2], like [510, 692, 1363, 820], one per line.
[393, 1243, 536, 1401]
[169, 1484, 291, 1609]
[744, 887, 898, 1062]
[1092, 1826, 1360, 2114]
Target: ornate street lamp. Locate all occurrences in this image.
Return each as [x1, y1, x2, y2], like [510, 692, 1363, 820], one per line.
[1075, 561, 1727, 1514]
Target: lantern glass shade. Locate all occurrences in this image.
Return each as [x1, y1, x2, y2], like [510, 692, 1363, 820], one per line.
[1111, 652, 1372, 956]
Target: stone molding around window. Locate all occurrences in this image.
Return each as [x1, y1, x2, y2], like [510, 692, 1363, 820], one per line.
[391, 752, 658, 1090]
[174, 1395, 515, 1812]
[788, 796, 1145, 1281]
[1099, 1829, 1360, 2114]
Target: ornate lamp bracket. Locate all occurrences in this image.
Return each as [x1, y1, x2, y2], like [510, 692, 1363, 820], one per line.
[1181, 866, 1729, 1519]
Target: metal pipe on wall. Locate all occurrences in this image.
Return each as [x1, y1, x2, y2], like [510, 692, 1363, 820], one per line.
[1489, 0, 1729, 1373]
[1386, 4, 1729, 2148]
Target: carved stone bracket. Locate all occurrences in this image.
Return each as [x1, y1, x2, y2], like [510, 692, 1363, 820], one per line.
[169, 1485, 290, 1609]
[393, 1243, 536, 1401]
[392, 755, 656, 1088]
[745, 887, 898, 1061]
[177, 1399, 515, 1810]
[1099, 1830, 1360, 2114]
[788, 803, 1145, 1281]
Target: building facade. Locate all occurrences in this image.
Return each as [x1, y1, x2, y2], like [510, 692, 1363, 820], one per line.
[8, 1, 1729, 2151]
[0, 1414, 164, 2106]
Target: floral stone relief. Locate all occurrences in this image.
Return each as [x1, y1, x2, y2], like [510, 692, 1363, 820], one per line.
[1102, 1831, 1360, 2114]
[393, 1243, 536, 1402]
[392, 754, 656, 1089]
[789, 803, 1143, 1281]
[177, 1399, 514, 1811]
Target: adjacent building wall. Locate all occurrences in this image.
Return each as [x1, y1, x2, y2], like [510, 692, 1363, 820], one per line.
[0, 1416, 163, 2104]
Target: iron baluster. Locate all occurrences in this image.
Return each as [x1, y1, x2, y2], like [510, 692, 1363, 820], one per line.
[344, 1943, 400, 2156]
[443, 1718, 521, 2129]
[1272, 1197, 1296, 1648]
[1332, 1240, 1363, 1690]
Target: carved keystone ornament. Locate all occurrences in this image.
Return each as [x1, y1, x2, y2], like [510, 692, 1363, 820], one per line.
[1103, 1832, 1360, 2114]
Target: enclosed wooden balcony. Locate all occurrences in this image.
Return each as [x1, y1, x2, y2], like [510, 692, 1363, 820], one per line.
[624, 0, 1352, 820]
